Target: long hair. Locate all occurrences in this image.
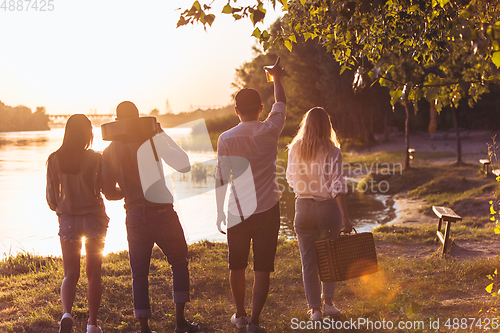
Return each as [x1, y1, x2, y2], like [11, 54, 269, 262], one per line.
[288, 107, 340, 161]
[53, 114, 93, 174]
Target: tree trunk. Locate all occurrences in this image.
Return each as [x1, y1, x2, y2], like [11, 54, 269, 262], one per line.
[404, 101, 411, 170]
[383, 107, 389, 142]
[452, 107, 463, 165]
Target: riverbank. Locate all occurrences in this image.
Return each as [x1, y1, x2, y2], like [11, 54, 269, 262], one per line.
[1, 230, 499, 333]
[346, 129, 500, 259]
[2, 130, 500, 332]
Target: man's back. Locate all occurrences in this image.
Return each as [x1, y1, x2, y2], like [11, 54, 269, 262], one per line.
[217, 101, 286, 216]
[102, 140, 157, 208]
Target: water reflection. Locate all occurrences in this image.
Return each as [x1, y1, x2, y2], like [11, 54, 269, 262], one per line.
[0, 127, 396, 258]
[277, 177, 396, 238]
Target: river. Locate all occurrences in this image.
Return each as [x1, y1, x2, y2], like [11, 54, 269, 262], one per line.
[0, 126, 394, 258]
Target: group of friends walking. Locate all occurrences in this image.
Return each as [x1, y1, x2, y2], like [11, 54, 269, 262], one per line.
[46, 57, 352, 333]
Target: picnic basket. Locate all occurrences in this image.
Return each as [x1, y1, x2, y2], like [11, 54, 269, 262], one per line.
[315, 229, 378, 282]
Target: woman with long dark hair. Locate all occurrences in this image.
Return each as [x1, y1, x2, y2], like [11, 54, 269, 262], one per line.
[286, 107, 353, 321]
[47, 114, 111, 333]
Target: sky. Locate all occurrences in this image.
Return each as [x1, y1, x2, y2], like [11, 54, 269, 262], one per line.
[0, 0, 283, 115]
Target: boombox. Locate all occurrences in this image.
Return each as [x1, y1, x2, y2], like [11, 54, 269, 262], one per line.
[101, 117, 159, 141]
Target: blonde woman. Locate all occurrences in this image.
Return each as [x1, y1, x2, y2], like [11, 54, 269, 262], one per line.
[286, 107, 353, 321]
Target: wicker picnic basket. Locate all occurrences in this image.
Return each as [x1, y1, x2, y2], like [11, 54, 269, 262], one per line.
[315, 229, 378, 282]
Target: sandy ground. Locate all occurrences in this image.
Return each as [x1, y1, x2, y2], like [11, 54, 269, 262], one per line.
[358, 130, 500, 260]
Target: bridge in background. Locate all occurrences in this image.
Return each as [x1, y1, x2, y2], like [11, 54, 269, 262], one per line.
[48, 114, 115, 126]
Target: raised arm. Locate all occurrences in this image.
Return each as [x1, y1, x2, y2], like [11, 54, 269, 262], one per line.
[264, 57, 286, 104]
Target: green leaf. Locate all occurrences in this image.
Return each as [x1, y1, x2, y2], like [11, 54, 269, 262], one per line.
[222, 4, 233, 14]
[492, 52, 500, 68]
[252, 27, 261, 38]
[486, 283, 494, 294]
[279, 0, 288, 11]
[284, 39, 293, 52]
[176, 16, 188, 28]
[299, 0, 306, 5]
[263, 41, 271, 51]
[493, 41, 500, 52]
[409, 5, 419, 13]
[250, 9, 266, 26]
[409, 302, 422, 315]
[204, 14, 215, 26]
[340, 66, 350, 75]
[193, 1, 201, 10]
[459, 10, 471, 19]
[438, 0, 450, 7]
[390, 90, 403, 106]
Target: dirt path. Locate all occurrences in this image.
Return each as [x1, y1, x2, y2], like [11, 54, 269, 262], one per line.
[360, 129, 498, 163]
[360, 130, 500, 260]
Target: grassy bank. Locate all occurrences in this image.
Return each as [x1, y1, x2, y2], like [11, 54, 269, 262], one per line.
[343, 150, 500, 226]
[1, 227, 499, 333]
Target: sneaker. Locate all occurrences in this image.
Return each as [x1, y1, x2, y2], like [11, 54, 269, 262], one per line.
[59, 313, 73, 333]
[86, 324, 102, 333]
[308, 309, 322, 321]
[246, 322, 266, 333]
[231, 313, 247, 329]
[323, 303, 341, 316]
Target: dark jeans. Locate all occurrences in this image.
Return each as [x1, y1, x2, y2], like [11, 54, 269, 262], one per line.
[126, 204, 190, 318]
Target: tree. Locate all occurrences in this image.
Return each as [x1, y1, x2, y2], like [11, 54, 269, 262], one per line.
[179, 0, 500, 169]
[232, 20, 391, 142]
[150, 108, 160, 117]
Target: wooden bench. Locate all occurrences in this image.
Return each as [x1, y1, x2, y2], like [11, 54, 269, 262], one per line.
[480, 159, 491, 176]
[408, 148, 416, 160]
[433, 206, 462, 255]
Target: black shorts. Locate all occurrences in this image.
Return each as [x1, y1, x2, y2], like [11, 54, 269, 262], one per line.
[227, 203, 280, 272]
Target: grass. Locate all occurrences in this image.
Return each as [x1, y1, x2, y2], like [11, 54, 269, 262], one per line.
[351, 150, 500, 225]
[1, 233, 499, 333]
[3, 137, 500, 332]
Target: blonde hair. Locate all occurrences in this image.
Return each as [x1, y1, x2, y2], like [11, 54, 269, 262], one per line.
[288, 107, 340, 161]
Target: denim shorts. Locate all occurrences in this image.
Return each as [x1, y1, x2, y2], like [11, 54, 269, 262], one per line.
[227, 203, 280, 272]
[58, 214, 108, 241]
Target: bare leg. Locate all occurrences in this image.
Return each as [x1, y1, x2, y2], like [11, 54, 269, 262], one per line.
[175, 302, 196, 332]
[139, 317, 152, 333]
[60, 238, 82, 315]
[248, 271, 270, 326]
[85, 238, 104, 326]
[230, 269, 247, 318]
